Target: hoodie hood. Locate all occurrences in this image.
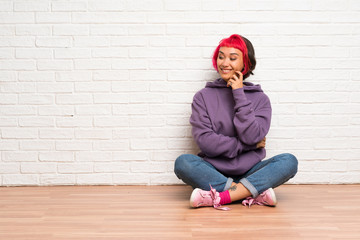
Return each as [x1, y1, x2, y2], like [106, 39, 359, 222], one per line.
[205, 78, 263, 92]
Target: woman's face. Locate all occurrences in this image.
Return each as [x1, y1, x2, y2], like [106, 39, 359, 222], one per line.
[216, 47, 244, 81]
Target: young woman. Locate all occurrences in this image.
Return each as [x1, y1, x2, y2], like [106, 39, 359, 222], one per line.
[174, 34, 298, 210]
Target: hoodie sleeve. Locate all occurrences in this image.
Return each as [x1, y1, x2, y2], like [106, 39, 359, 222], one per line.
[232, 88, 272, 145]
[190, 92, 246, 158]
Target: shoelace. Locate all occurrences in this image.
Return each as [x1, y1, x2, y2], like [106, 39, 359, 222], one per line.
[242, 196, 265, 207]
[209, 185, 230, 211]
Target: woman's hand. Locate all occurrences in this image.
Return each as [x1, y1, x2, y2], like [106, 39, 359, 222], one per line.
[227, 71, 243, 90]
[256, 137, 266, 148]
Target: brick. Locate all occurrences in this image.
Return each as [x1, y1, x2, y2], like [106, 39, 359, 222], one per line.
[20, 141, 55, 151]
[129, 70, 167, 81]
[19, 117, 54, 127]
[130, 139, 167, 150]
[93, 70, 129, 80]
[94, 162, 129, 173]
[74, 59, 111, 70]
[56, 71, 92, 82]
[90, 25, 127, 35]
[151, 151, 184, 161]
[0, 48, 14, 58]
[151, 174, 182, 185]
[21, 163, 57, 174]
[0, 141, 19, 151]
[16, 25, 51, 36]
[0, 117, 17, 127]
[0, 71, 16, 82]
[53, 25, 89, 36]
[0, 163, 20, 174]
[75, 129, 112, 139]
[56, 141, 93, 151]
[167, 139, 195, 150]
[93, 94, 129, 104]
[94, 117, 129, 127]
[88, 0, 125, 11]
[16, 48, 52, 59]
[39, 129, 74, 139]
[2, 175, 39, 186]
[129, 47, 166, 58]
[19, 71, 55, 82]
[126, 0, 163, 11]
[56, 117, 93, 128]
[51, 2, 87, 12]
[167, 24, 202, 35]
[0, 1, 12, 11]
[72, 12, 145, 23]
[19, 94, 53, 105]
[92, 48, 128, 58]
[92, 140, 130, 151]
[2, 151, 38, 162]
[14, 1, 50, 12]
[40, 174, 76, 185]
[111, 60, 147, 70]
[75, 82, 111, 92]
[131, 162, 166, 173]
[37, 60, 73, 71]
[75, 105, 111, 115]
[39, 151, 74, 162]
[36, 37, 71, 47]
[0, 106, 36, 116]
[130, 93, 164, 103]
[76, 152, 112, 162]
[113, 173, 148, 185]
[113, 128, 149, 139]
[77, 174, 113, 185]
[56, 94, 92, 105]
[129, 25, 165, 36]
[164, 0, 200, 10]
[0, 60, 35, 70]
[37, 82, 74, 93]
[130, 116, 165, 127]
[74, 36, 110, 47]
[38, 106, 74, 116]
[112, 151, 148, 161]
[111, 37, 147, 47]
[0, 13, 35, 23]
[112, 104, 149, 116]
[0, 94, 17, 105]
[36, 12, 71, 23]
[58, 163, 93, 173]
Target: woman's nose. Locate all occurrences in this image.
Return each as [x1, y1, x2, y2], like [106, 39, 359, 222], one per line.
[220, 58, 229, 67]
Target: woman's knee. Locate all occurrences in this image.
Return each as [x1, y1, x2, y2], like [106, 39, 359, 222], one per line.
[174, 154, 198, 176]
[281, 153, 298, 176]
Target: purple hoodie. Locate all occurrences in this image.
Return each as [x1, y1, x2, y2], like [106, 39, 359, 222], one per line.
[190, 78, 272, 176]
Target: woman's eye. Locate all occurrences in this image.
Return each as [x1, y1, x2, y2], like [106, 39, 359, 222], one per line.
[218, 56, 224, 59]
[230, 58, 237, 61]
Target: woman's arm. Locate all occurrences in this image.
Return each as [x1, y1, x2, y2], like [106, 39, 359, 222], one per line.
[232, 88, 272, 145]
[190, 92, 254, 158]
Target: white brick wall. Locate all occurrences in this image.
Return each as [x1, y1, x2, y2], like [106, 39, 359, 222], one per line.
[0, 0, 359, 186]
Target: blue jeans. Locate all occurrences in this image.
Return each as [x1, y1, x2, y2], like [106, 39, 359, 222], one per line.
[174, 153, 298, 198]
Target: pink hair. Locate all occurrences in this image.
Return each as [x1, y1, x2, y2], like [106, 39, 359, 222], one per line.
[212, 34, 251, 75]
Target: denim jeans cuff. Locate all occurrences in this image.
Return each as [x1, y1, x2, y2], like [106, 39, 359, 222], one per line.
[240, 178, 259, 198]
[223, 177, 234, 191]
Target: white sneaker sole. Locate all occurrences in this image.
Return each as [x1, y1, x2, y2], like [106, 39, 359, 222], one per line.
[268, 188, 277, 206]
[189, 188, 201, 208]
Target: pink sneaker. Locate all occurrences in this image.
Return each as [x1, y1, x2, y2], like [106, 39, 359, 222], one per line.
[190, 186, 230, 210]
[242, 188, 277, 207]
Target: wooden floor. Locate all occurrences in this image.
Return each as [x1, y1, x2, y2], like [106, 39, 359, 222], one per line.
[0, 185, 359, 240]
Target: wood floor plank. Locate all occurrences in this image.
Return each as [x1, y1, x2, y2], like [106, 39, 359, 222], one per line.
[0, 185, 359, 239]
